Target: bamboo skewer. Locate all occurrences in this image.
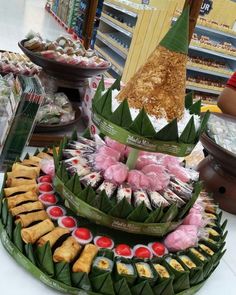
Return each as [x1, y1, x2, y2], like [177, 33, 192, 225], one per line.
[184, 0, 204, 43]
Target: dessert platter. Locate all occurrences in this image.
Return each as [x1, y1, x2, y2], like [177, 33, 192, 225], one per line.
[0, 6, 228, 295]
[0, 135, 227, 295]
[18, 34, 111, 81]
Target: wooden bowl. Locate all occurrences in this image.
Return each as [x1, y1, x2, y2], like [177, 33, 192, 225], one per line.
[200, 112, 236, 176]
[18, 39, 110, 81]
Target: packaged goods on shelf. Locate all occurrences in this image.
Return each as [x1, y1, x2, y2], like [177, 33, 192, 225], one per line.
[0, 51, 40, 76]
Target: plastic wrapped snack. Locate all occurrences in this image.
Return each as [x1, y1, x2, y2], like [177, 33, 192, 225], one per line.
[36, 92, 75, 125]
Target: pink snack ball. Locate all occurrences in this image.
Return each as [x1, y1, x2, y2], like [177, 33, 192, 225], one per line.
[141, 164, 166, 175]
[142, 164, 170, 190]
[158, 154, 182, 167]
[146, 172, 165, 191]
[164, 225, 199, 252]
[95, 154, 117, 171]
[104, 163, 128, 185]
[127, 170, 150, 190]
[98, 146, 121, 161]
[105, 137, 126, 155]
[136, 155, 158, 170]
[167, 165, 190, 183]
[183, 212, 204, 228]
[40, 159, 55, 177]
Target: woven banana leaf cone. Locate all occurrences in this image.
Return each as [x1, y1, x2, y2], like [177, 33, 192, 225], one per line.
[117, 7, 190, 122]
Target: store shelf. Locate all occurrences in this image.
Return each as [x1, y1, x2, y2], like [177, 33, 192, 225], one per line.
[45, 4, 78, 38]
[187, 65, 231, 79]
[104, 1, 137, 18]
[186, 84, 222, 95]
[95, 44, 123, 75]
[102, 12, 134, 34]
[189, 45, 236, 61]
[97, 31, 128, 58]
[173, 17, 236, 39]
[201, 100, 217, 105]
[100, 15, 132, 37]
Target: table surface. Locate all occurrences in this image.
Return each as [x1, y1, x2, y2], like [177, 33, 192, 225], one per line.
[0, 154, 236, 295]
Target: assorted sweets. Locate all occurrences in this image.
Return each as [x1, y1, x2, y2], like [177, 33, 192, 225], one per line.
[60, 136, 200, 221]
[0, 148, 227, 295]
[23, 34, 110, 68]
[0, 51, 40, 76]
[191, 33, 236, 56]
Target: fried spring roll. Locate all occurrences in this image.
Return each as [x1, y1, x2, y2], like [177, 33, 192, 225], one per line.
[10, 201, 44, 216]
[37, 227, 70, 247]
[21, 219, 55, 244]
[29, 156, 42, 163]
[7, 178, 37, 188]
[7, 169, 38, 180]
[53, 236, 82, 263]
[21, 159, 40, 167]
[72, 244, 98, 273]
[12, 163, 40, 176]
[36, 152, 52, 160]
[7, 191, 38, 209]
[4, 184, 38, 197]
[15, 210, 48, 227]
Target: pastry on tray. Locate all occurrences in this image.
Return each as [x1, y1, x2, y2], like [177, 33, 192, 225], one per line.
[23, 33, 110, 68]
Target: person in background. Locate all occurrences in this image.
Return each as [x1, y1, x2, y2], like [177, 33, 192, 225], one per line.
[217, 72, 236, 116]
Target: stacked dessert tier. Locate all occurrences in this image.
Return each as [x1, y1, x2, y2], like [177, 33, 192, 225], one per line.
[0, 7, 227, 295]
[0, 145, 227, 295]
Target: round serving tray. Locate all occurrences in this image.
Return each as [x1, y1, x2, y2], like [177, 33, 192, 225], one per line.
[18, 40, 111, 81]
[34, 106, 81, 133]
[54, 175, 187, 237]
[200, 113, 236, 176]
[0, 220, 206, 295]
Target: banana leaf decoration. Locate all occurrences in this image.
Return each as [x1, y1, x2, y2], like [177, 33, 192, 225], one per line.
[92, 7, 209, 157]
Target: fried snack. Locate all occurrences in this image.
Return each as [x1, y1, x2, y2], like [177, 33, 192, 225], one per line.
[6, 178, 37, 188]
[21, 159, 40, 167]
[15, 210, 48, 227]
[53, 236, 82, 263]
[36, 152, 53, 160]
[37, 227, 70, 247]
[28, 156, 42, 163]
[72, 244, 98, 273]
[7, 191, 38, 209]
[7, 169, 38, 180]
[4, 184, 38, 197]
[12, 163, 40, 176]
[10, 201, 44, 216]
[117, 46, 187, 121]
[21, 219, 55, 244]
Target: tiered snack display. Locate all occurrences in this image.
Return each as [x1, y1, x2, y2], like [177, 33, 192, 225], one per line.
[0, 137, 227, 295]
[0, 6, 228, 295]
